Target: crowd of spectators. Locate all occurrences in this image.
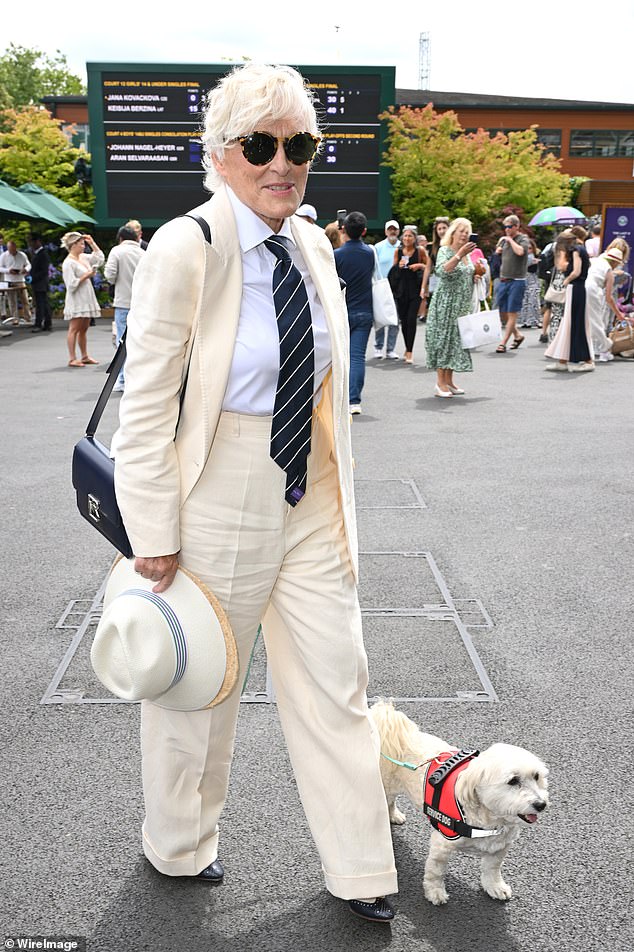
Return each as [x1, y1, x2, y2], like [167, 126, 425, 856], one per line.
[323, 210, 632, 406]
[0, 221, 146, 380]
[2, 209, 632, 402]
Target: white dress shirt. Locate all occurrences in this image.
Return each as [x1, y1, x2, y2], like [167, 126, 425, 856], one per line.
[0, 250, 31, 283]
[222, 187, 332, 415]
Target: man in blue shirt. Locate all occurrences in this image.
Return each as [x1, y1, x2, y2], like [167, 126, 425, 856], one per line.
[372, 220, 400, 359]
[334, 212, 375, 415]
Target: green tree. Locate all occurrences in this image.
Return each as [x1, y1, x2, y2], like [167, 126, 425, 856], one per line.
[0, 44, 84, 108]
[381, 105, 572, 234]
[0, 106, 94, 214]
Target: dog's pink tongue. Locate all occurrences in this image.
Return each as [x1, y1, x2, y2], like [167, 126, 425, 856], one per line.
[525, 813, 538, 823]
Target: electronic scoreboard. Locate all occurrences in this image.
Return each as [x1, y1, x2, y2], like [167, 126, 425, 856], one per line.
[87, 63, 395, 230]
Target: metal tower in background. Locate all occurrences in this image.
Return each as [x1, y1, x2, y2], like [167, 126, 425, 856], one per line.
[418, 32, 431, 89]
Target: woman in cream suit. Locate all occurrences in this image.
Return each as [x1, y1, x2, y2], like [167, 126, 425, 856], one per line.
[113, 63, 397, 923]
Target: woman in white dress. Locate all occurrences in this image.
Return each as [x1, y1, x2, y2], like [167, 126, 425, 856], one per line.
[61, 231, 104, 367]
[585, 247, 624, 361]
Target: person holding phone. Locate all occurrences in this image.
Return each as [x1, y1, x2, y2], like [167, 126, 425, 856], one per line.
[425, 217, 477, 396]
[0, 239, 32, 324]
[61, 231, 104, 367]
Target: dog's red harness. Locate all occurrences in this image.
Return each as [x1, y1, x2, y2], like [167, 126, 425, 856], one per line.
[423, 748, 501, 840]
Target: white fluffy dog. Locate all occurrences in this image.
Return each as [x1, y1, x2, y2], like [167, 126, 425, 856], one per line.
[370, 700, 549, 905]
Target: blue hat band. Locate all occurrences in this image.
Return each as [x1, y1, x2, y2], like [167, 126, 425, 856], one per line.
[123, 589, 187, 688]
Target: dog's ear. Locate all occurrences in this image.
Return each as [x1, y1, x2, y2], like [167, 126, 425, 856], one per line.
[458, 761, 483, 810]
[457, 751, 502, 812]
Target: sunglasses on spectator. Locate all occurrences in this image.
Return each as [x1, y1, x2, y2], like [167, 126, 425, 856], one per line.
[503, 224, 515, 229]
[235, 132, 321, 166]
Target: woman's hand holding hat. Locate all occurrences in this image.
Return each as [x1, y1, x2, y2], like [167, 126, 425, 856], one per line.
[135, 553, 179, 593]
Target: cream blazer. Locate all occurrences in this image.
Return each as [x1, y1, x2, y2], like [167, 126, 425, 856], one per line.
[114, 186, 359, 577]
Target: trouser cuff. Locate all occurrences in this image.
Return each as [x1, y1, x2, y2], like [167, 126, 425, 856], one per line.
[323, 867, 398, 900]
[142, 824, 219, 877]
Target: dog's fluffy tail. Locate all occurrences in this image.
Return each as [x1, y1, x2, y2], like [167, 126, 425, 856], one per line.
[370, 699, 424, 761]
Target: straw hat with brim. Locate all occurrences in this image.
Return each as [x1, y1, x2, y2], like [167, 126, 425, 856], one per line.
[605, 248, 624, 262]
[91, 558, 239, 711]
[61, 232, 83, 251]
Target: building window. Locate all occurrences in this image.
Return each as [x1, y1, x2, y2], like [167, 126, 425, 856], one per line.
[463, 127, 561, 156]
[617, 131, 634, 157]
[570, 130, 633, 157]
[535, 129, 561, 157]
[569, 130, 593, 156]
[61, 122, 90, 153]
[594, 130, 618, 156]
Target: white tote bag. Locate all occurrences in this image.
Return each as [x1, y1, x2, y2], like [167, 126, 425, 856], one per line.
[371, 248, 398, 329]
[457, 300, 502, 350]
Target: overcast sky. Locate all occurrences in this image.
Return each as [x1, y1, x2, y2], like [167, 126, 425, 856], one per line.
[10, 1, 633, 105]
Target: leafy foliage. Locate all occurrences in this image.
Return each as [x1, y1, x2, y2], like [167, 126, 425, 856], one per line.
[0, 44, 84, 109]
[0, 106, 94, 211]
[380, 105, 572, 240]
[569, 176, 590, 207]
[0, 106, 95, 248]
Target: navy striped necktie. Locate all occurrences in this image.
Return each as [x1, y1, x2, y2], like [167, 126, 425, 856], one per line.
[264, 235, 315, 507]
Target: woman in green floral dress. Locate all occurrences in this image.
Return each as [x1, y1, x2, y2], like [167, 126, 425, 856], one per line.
[425, 217, 477, 397]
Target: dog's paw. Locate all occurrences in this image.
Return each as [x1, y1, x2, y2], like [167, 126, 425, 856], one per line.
[482, 879, 512, 901]
[424, 882, 449, 905]
[389, 805, 407, 825]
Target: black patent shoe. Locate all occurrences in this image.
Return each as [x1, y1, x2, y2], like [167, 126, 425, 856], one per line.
[348, 897, 395, 922]
[196, 858, 224, 883]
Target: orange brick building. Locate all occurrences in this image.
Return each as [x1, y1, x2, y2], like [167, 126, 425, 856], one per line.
[44, 89, 634, 217]
[397, 89, 634, 214]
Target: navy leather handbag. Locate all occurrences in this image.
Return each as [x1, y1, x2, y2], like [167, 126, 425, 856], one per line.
[72, 333, 134, 558]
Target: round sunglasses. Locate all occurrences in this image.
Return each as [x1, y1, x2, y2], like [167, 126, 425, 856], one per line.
[235, 131, 321, 166]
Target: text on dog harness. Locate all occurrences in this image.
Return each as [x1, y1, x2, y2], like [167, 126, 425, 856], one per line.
[423, 748, 502, 840]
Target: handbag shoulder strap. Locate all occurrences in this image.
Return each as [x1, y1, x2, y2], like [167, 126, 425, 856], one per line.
[183, 213, 211, 243]
[86, 333, 126, 438]
[84, 214, 212, 439]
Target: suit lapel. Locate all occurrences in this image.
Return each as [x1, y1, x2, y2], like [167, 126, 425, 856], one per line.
[185, 188, 243, 464]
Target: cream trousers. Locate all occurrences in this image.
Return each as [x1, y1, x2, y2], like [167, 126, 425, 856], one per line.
[140, 407, 398, 900]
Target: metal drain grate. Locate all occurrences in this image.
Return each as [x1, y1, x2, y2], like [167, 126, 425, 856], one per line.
[41, 480, 496, 705]
[359, 551, 497, 703]
[354, 477, 427, 510]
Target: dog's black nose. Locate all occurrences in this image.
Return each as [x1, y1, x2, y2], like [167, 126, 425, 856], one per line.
[533, 800, 547, 812]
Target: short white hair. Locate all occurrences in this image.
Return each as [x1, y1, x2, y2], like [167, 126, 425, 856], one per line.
[201, 63, 321, 192]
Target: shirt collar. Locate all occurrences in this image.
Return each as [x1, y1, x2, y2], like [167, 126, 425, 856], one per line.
[226, 186, 294, 253]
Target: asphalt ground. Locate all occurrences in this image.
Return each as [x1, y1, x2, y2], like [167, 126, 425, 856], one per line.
[1, 317, 632, 952]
